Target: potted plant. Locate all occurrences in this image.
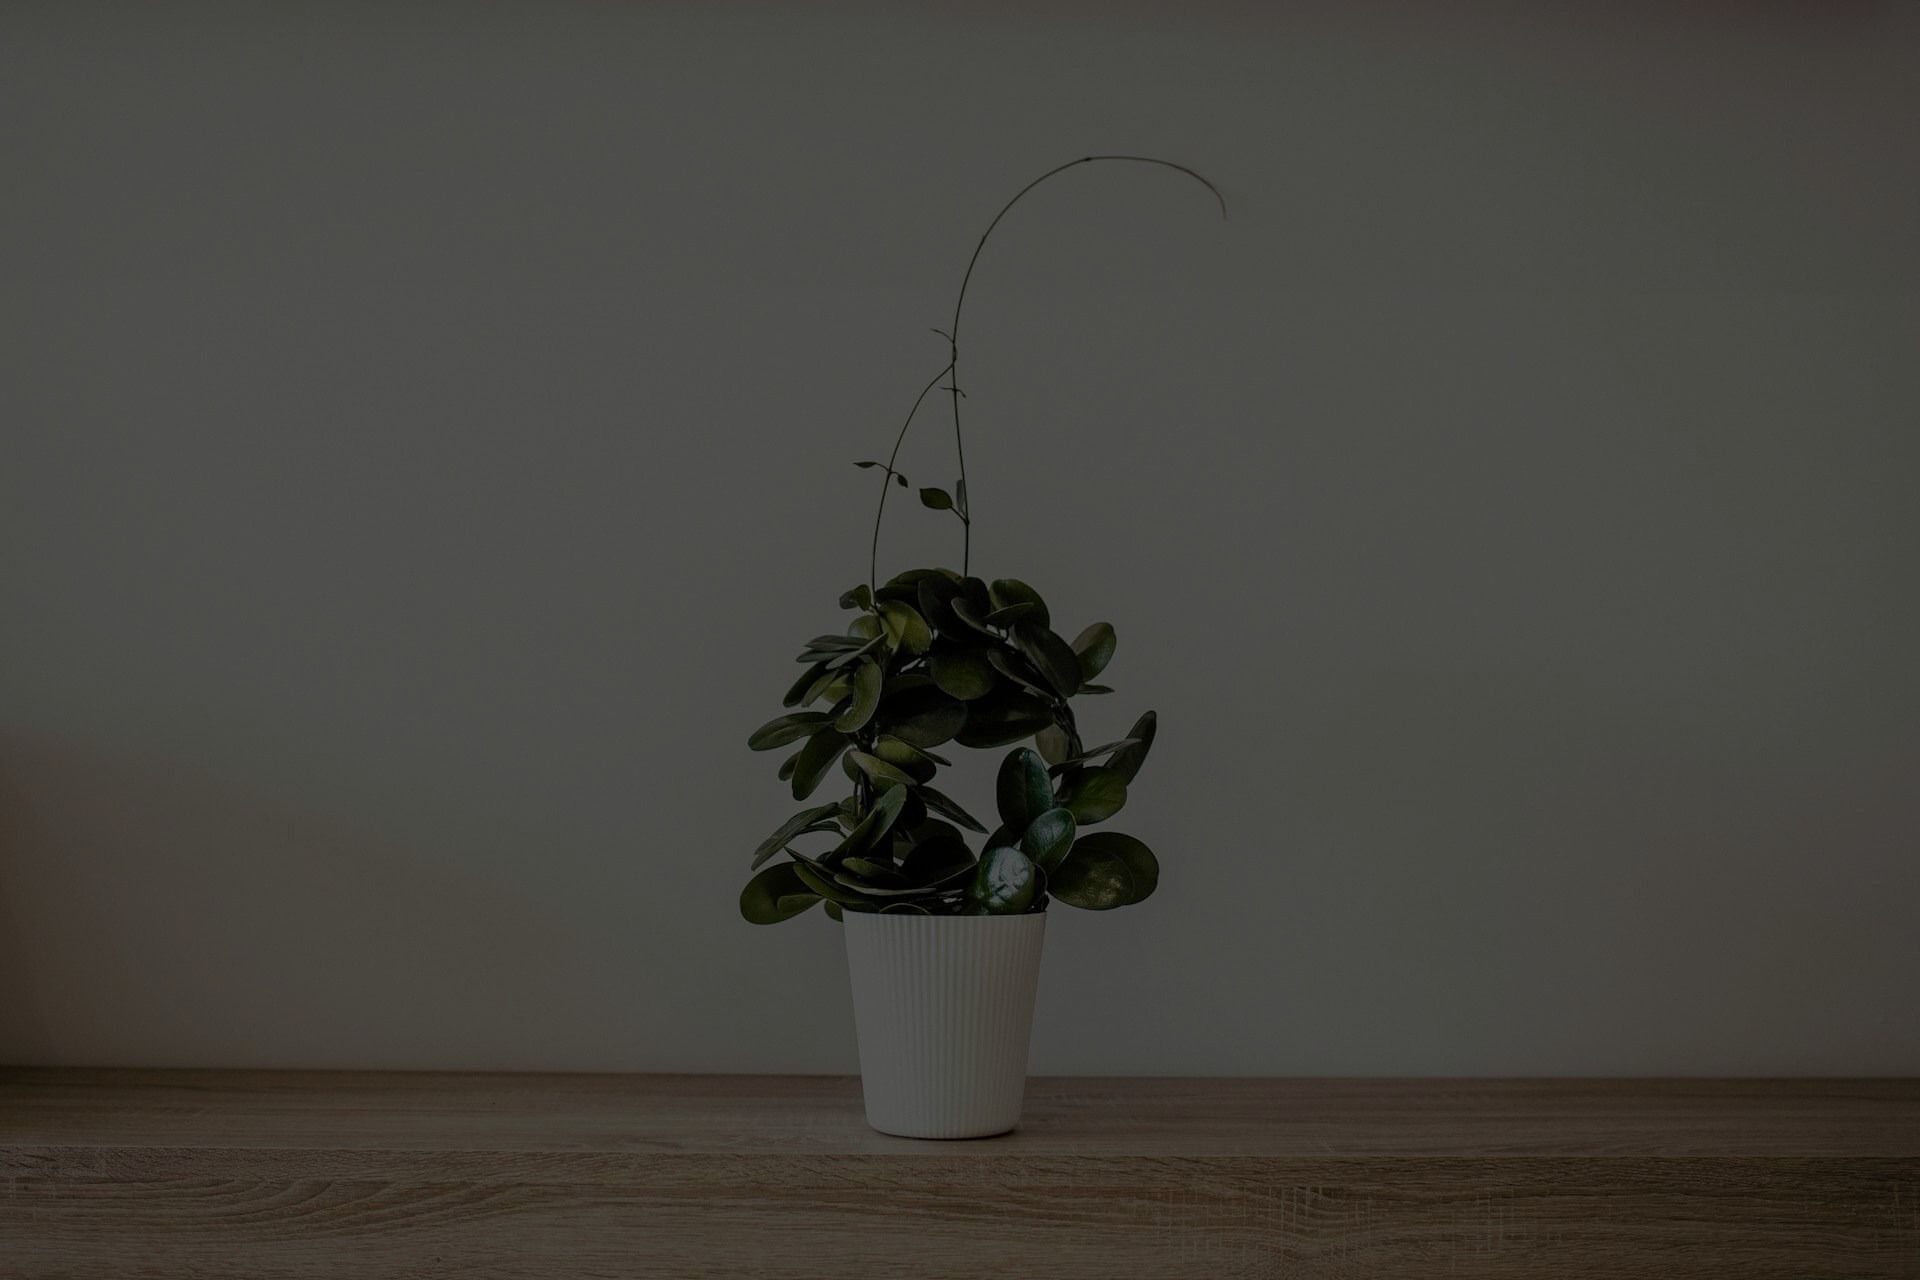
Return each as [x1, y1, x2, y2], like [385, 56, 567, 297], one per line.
[740, 156, 1223, 1139]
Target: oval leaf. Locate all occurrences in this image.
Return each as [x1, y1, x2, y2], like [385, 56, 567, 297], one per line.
[929, 648, 997, 701]
[783, 660, 830, 708]
[917, 784, 989, 834]
[954, 690, 1053, 749]
[751, 801, 844, 867]
[988, 579, 1050, 628]
[1020, 806, 1077, 872]
[1012, 623, 1081, 698]
[1035, 724, 1074, 767]
[1058, 766, 1128, 823]
[968, 844, 1039, 914]
[1071, 622, 1116, 681]
[846, 750, 918, 791]
[1047, 842, 1136, 911]
[918, 487, 953, 511]
[1107, 710, 1158, 783]
[877, 600, 933, 654]
[748, 712, 832, 752]
[740, 862, 820, 924]
[996, 747, 1054, 831]
[1072, 831, 1159, 905]
[833, 659, 883, 733]
[790, 730, 850, 801]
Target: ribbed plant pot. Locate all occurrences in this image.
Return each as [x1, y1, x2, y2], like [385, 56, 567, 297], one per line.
[842, 911, 1047, 1139]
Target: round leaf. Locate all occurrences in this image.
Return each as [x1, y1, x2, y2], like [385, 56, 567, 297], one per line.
[833, 659, 883, 733]
[749, 712, 832, 752]
[968, 844, 1039, 914]
[988, 579, 1050, 628]
[1058, 766, 1128, 823]
[789, 730, 850, 801]
[1108, 710, 1158, 783]
[740, 862, 820, 924]
[1071, 622, 1116, 681]
[877, 600, 933, 654]
[929, 648, 997, 700]
[1020, 806, 1077, 872]
[996, 747, 1053, 830]
[1053, 832, 1159, 909]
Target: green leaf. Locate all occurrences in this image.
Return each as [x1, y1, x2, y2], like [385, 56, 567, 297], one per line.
[823, 900, 844, 922]
[985, 647, 1054, 699]
[751, 802, 844, 868]
[1020, 806, 1077, 872]
[748, 802, 840, 871]
[748, 712, 833, 751]
[877, 600, 933, 654]
[839, 584, 874, 611]
[929, 647, 997, 701]
[1051, 832, 1158, 909]
[833, 659, 883, 733]
[1077, 683, 1113, 694]
[918, 784, 989, 833]
[776, 750, 800, 783]
[790, 730, 850, 800]
[1012, 623, 1081, 698]
[788, 852, 888, 908]
[985, 602, 1038, 627]
[881, 686, 968, 749]
[1071, 622, 1116, 681]
[988, 579, 1050, 628]
[948, 595, 998, 637]
[783, 660, 829, 708]
[1045, 737, 1141, 774]
[954, 690, 1054, 748]
[1107, 710, 1158, 783]
[848, 613, 883, 641]
[919, 487, 953, 511]
[869, 735, 938, 783]
[955, 477, 967, 513]
[834, 783, 909, 858]
[803, 634, 866, 652]
[846, 750, 917, 791]
[967, 844, 1040, 914]
[740, 862, 820, 924]
[1035, 724, 1074, 766]
[1058, 766, 1128, 823]
[837, 856, 910, 886]
[996, 747, 1054, 830]
[900, 833, 976, 884]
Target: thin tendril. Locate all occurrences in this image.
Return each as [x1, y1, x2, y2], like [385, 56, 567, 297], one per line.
[870, 155, 1225, 585]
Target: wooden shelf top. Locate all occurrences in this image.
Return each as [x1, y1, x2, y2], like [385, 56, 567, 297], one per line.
[5, 1069, 1916, 1161]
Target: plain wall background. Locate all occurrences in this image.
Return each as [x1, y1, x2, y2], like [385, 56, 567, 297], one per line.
[3, 2, 1916, 1075]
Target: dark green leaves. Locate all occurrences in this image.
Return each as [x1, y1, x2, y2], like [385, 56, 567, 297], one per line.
[846, 750, 917, 791]
[955, 690, 1053, 748]
[748, 712, 832, 752]
[928, 647, 996, 700]
[1050, 832, 1158, 910]
[877, 600, 932, 654]
[1020, 806, 1077, 872]
[988, 579, 1049, 628]
[996, 748, 1053, 830]
[1071, 622, 1116, 681]
[789, 730, 850, 800]
[833, 659, 883, 732]
[1057, 766, 1128, 823]
[1108, 710, 1157, 783]
[882, 685, 968, 748]
[740, 862, 820, 924]
[833, 782, 909, 858]
[839, 584, 873, 611]
[751, 802, 843, 868]
[1012, 623, 1081, 697]
[918, 784, 989, 833]
[967, 844, 1040, 914]
[919, 487, 954, 511]
[855, 460, 909, 488]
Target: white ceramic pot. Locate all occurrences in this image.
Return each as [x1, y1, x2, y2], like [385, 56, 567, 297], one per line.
[842, 911, 1047, 1139]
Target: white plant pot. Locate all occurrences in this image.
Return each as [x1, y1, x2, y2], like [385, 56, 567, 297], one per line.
[842, 911, 1047, 1139]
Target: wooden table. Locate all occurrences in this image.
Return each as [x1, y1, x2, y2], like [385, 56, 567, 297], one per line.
[3, 1070, 1916, 1277]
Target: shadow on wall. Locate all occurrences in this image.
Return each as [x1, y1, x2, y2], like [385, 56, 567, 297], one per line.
[0, 735, 600, 1068]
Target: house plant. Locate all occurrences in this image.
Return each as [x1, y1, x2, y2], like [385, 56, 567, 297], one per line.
[741, 155, 1223, 1138]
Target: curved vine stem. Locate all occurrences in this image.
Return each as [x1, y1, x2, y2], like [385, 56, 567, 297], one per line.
[869, 360, 956, 596]
[871, 154, 1226, 585]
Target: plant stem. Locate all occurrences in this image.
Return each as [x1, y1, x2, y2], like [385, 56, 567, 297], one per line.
[869, 361, 955, 597]
[870, 154, 1225, 589]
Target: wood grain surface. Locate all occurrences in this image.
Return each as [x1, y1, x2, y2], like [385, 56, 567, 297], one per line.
[3, 1070, 1916, 1278]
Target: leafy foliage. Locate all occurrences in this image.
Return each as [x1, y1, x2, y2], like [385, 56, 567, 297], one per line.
[743, 569, 1160, 922]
